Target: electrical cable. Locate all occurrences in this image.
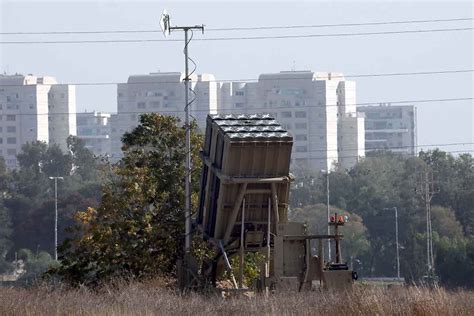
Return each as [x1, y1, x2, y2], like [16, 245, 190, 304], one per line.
[1, 17, 472, 35]
[2, 97, 470, 116]
[1, 27, 472, 44]
[296, 149, 474, 161]
[1, 69, 472, 87]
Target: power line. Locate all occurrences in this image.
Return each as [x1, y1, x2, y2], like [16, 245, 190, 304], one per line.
[301, 149, 474, 161]
[1, 17, 472, 35]
[0, 69, 472, 87]
[1, 97, 472, 116]
[208, 18, 474, 31]
[305, 142, 474, 154]
[1, 27, 472, 44]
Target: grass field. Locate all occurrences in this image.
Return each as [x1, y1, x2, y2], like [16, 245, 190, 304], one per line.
[0, 280, 473, 315]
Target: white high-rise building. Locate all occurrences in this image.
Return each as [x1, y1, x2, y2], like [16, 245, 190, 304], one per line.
[77, 111, 111, 156]
[357, 104, 417, 155]
[110, 72, 218, 159]
[111, 70, 364, 171]
[0, 74, 76, 169]
[219, 71, 365, 171]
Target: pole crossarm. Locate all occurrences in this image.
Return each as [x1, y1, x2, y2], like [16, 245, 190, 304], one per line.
[169, 25, 205, 32]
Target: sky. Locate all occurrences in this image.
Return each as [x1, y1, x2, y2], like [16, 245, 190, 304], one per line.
[1, 0, 473, 153]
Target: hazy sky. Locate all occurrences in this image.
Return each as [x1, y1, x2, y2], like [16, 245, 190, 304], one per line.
[1, 0, 473, 153]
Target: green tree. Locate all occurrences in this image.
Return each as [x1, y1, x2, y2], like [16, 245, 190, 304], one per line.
[55, 114, 203, 285]
[0, 203, 12, 273]
[420, 150, 474, 234]
[67, 136, 99, 181]
[17, 248, 56, 283]
[0, 158, 12, 273]
[5, 140, 102, 258]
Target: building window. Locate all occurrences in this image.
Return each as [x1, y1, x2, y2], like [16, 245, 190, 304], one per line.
[7, 137, 16, 144]
[235, 91, 244, 96]
[7, 126, 16, 133]
[235, 102, 244, 108]
[295, 111, 307, 118]
[6, 115, 16, 121]
[281, 111, 292, 118]
[7, 148, 16, 156]
[137, 102, 146, 109]
[296, 146, 307, 152]
[295, 123, 307, 129]
[0, 138, 2, 144]
[295, 134, 307, 141]
[150, 101, 160, 108]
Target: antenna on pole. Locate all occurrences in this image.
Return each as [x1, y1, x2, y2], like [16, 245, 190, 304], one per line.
[160, 9, 205, 289]
[159, 10, 170, 38]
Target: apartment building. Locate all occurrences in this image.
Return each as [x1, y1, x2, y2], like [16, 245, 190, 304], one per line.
[110, 70, 365, 171]
[110, 72, 218, 160]
[218, 71, 365, 171]
[0, 74, 76, 169]
[76, 111, 111, 156]
[357, 104, 416, 155]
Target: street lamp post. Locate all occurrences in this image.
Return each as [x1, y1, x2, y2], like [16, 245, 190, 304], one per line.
[322, 170, 330, 262]
[49, 176, 63, 261]
[384, 207, 400, 279]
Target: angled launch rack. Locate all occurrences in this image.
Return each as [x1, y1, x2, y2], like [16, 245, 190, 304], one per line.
[189, 114, 355, 292]
[197, 114, 293, 246]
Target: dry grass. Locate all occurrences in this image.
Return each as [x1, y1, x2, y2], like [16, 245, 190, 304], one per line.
[0, 280, 473, 316]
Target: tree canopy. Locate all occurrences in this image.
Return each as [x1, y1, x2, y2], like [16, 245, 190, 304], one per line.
[290, 151, 474, 286]
[55, 114, 203, 285]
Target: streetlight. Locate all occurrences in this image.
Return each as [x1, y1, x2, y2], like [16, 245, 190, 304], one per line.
[322, 170, 330, 262]
[383, 207, 400, 279]
[49, 176, 63, 261]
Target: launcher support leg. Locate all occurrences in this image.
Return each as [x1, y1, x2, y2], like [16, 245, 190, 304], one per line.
[223, 183, 247, 244]
[271, 183, 280, 224]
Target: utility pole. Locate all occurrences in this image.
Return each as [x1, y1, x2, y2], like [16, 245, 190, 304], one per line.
[383, 207, 400, 279]
[49, 176, 63, 261]
[417, 170, 438, 281]
[322, 170, 331, 262]
[160, 11, 204, 255]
